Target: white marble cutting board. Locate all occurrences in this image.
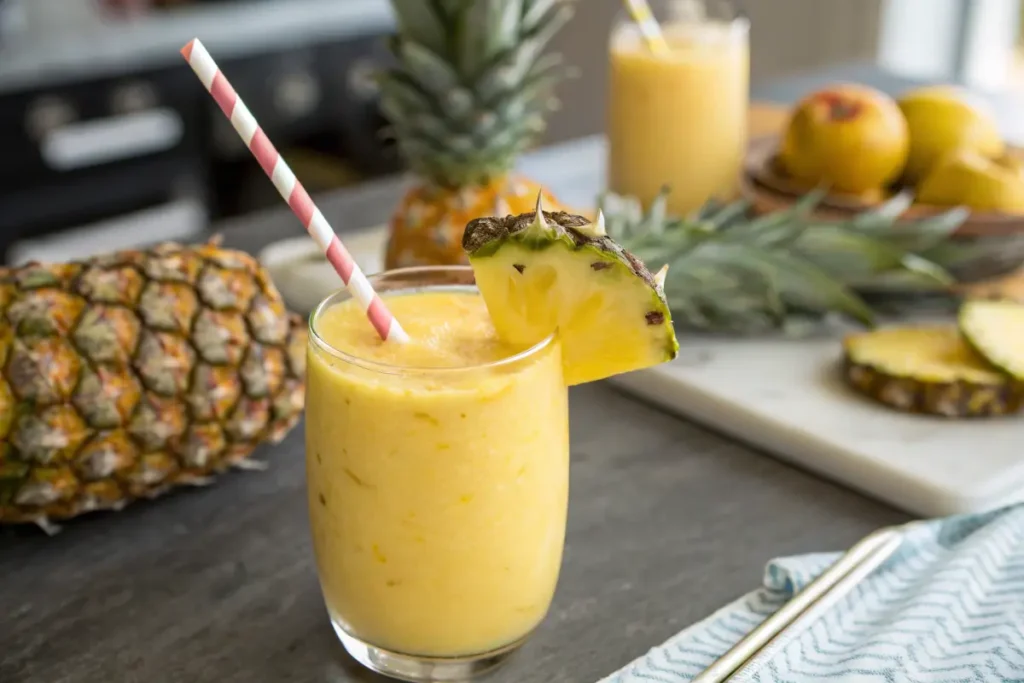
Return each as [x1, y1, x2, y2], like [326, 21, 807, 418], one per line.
[610, 340, 1024, 519]
[260, 225, 1024, 520]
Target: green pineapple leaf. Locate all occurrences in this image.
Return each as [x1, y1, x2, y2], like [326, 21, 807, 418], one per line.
[376, 76, 435, 117]
[704, 243, 877, 327]
[389, 0, 449, 55]
[380, 0, 573, 188]
[598, 187, 1011, 334]
[523, 0, 567, 30]
[456, 0, 523, 77]
[394, 41, 461, 96]
[854, 190, 914, 222]
[791, 227, 952, 283]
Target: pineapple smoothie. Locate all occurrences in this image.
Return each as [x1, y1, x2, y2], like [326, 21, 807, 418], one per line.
[305, 279, 569, 659]
[306, 206, 678, 680]
[608, 16, 749, 215]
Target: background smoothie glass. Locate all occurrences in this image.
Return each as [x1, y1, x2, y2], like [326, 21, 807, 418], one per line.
[608, 0, 750, 216]
[305, 266, 570, 682]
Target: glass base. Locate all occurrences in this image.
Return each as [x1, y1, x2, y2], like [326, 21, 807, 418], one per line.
[331, 620, 525, 682]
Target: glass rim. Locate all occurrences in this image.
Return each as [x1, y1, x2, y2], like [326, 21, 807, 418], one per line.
[308, 265, 557, 376]
[614, 3, 750, 31]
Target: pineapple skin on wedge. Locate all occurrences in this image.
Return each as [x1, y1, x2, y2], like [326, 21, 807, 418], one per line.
[842, 326, 1023, 418]
[464, 208, 679, 385]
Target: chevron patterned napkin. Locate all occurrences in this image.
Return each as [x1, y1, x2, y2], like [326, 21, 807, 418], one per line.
[600, 503, 1024, 683]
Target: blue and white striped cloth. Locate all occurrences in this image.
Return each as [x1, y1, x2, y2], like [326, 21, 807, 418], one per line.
[600, 504, 1024, 682]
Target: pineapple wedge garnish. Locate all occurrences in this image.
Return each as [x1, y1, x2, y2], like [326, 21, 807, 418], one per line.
[463, 196, 679, 385]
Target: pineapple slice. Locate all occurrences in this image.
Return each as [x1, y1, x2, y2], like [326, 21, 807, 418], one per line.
[463, 198, 679, 385]
[959, 299, 1024, 381]
[842, 325, 1022, 417]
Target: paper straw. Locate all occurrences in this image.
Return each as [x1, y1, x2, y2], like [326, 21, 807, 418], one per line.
[622, 0, 670, 54]
[180, 38, 408, 344]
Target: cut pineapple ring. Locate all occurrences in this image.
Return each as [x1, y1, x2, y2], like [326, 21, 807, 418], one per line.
[842, 325, 1022, 417]
[465, 205, 678, 385]
[844, 326, 1005, 385]
[959, 299, 1024, 380]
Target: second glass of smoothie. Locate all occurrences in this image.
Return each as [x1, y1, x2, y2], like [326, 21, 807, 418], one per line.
[608, 0, 750, 216]
[305, 266, 570, 682]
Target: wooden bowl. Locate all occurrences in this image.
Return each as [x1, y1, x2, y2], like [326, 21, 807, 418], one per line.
[739, 136, 1024, 284]
[956, 268, 1024, 302]
[741, 135, 1024, 238]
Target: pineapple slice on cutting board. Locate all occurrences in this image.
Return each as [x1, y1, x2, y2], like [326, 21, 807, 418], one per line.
[0, 241, 307, 529]
[842, 298, 1024, 418]
[842, 325, 1023, 418]
[463, 198, 679, 385]
[959, 300, 1024, 381]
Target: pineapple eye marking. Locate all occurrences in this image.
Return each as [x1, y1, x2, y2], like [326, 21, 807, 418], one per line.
[344, 467, 375, 490]
[513, 264, 525, 274]
[645, 311, 665, 326]
[591, 262, 612, 271]
[413, 411, 440, 426]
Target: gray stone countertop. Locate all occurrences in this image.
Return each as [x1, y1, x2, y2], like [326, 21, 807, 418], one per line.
[2, 64, 954, 683]
[0, 137, 907, 683]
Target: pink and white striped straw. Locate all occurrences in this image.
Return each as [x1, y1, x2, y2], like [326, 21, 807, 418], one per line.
[180, 38, 408, 343]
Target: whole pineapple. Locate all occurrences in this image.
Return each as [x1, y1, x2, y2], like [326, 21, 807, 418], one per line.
[0, 240, 307, 529]
[379, 0, 574, 269]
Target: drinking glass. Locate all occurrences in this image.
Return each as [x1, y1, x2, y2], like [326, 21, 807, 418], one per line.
[305, 266, 570, 682]
[608, 0, 750, 216]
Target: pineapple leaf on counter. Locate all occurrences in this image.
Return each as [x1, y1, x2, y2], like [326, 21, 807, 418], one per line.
[597, 188, 1002, 335]
[854, 190, 915, 221]
[789, 228, 953, 286]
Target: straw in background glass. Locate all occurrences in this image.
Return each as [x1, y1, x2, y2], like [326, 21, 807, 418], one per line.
[622, 0, 671, 53]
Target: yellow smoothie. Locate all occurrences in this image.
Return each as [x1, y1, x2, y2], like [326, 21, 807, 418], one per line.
[305, 289, 569, 657]
[608, 19, 749, 216]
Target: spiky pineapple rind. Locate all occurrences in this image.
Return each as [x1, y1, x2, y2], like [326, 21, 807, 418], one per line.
[841, 326, 1022, 418]
[465, 210, 667, 303]
[958, 299, 1024, 381]
[464, 210, 585, 254]
[0, 242, 308, 527]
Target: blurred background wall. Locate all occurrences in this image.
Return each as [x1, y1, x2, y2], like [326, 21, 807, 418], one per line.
[0, 0, 1021, 265]
[547, 0, 885, 144]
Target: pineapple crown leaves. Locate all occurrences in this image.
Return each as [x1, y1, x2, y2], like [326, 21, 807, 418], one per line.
[378, 0, 575, 188]
[597, 188, 987, 335]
